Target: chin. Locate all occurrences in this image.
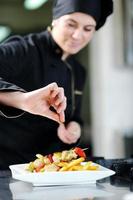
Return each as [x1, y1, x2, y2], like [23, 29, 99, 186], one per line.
[67, 48, 81, 55]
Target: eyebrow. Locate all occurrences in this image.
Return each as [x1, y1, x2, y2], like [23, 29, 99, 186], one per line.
[66, 19, 96, 27]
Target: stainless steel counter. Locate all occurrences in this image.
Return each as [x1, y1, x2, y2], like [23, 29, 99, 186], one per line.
[0, 170, 132, 200]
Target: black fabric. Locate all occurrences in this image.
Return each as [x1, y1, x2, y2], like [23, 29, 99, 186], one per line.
[52, 0, 113, 30]
[0, 31, 86, 169]
[96, 0, 113, 30]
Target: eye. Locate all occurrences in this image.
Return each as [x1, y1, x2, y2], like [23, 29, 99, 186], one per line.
[84, 27, 95, 32]
[67, 23, 76, 28]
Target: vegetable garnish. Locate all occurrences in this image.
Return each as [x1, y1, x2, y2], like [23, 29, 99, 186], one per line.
[26, 147, 99, 172]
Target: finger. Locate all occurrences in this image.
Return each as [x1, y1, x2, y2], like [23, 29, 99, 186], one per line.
[51, 90, 59, 99]
[59, 111, 65, 123]
[48, 82, 58, 91]
[42, 82, 58, 97]
[56, 97, 67, 113]
[51, 96, 66, 115]
[54, 88, 64, 105]
[51, 87, 62, 99]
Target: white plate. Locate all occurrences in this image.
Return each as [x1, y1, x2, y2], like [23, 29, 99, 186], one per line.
[9, 162, 115, 186]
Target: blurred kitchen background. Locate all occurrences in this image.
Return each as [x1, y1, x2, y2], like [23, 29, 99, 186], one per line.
[0, 0, 133, 158]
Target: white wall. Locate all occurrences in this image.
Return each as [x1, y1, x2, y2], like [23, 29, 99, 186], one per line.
[89, 0, 133, 158]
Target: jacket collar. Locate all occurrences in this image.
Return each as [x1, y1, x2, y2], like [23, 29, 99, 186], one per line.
[46, 30, 63, 59]
[45, 29, 73, 62]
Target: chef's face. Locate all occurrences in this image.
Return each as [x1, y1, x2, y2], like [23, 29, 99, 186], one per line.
[51, 12, 96, 55]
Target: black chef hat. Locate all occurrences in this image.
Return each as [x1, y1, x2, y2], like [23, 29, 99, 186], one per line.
[52, 0, 113, 30]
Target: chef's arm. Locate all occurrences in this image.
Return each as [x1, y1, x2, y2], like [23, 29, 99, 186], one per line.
[0, 91, 26, 110]
[0, 83, 67, 123]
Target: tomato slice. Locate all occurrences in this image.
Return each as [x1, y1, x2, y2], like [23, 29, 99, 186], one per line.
[74, 147, 86, 158]
[47, 154, 53, 163]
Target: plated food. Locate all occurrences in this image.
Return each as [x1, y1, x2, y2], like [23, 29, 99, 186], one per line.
[9, 148, 115, 186]
[26, 147, 99, 172]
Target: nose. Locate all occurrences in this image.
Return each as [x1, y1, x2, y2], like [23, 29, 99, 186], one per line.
[72, 29, 83, 40]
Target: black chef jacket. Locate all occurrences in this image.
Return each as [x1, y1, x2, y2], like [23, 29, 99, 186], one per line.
[0, 30, 86, 169]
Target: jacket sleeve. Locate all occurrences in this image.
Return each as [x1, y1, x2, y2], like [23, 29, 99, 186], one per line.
[0, 78, 26, 118]
[0, 36, 30, 118]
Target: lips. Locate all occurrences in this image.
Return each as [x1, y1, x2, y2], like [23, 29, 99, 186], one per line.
[68, 42, 81, 49]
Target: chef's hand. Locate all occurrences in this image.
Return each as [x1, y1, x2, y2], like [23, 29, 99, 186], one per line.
[21, 82, 66, 123]
[0, 82, 66, 123]
[57, 121, 81, 144]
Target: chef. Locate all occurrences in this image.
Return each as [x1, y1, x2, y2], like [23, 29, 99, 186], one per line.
[0, 0, 113, 169]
